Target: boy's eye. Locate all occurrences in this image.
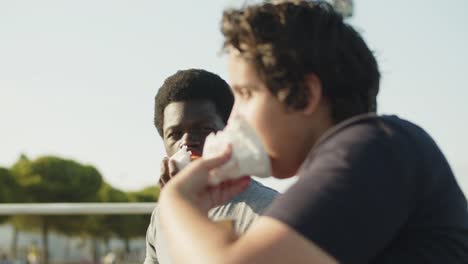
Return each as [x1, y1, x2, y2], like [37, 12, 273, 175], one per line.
[235, 87, 252, 100]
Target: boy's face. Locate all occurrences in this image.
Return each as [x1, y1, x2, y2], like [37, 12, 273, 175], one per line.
[162, 100, 225, 157]
[227, 52, 312, 178]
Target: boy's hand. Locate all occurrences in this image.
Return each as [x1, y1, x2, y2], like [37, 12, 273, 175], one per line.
[162, 145, 251, 213]
[158, 157, 179, 188]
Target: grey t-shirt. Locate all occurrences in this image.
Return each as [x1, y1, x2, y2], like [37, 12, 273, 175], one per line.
[144, 179, 278, 264]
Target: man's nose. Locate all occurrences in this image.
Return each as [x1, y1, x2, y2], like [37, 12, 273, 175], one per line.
[180, 132, 201, 147]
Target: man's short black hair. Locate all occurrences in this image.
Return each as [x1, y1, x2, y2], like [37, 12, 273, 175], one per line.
[154, 69, 234, 137]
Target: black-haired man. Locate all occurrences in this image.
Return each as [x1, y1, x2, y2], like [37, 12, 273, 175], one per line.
[144, 69, 278, 264]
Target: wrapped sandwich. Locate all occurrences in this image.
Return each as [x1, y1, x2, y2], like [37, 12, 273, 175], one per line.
[203, 116, 272, 185]
[169, 145, 202, 171]
[168, 117, 272, 185]
[168, 145, 192, 170]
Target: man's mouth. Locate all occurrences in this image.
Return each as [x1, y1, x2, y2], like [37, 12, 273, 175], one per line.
[178, 143, 203, 159]
[186, 147, 202, 158]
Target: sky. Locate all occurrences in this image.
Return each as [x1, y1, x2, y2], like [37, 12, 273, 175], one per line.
[0, 0, 467, 195]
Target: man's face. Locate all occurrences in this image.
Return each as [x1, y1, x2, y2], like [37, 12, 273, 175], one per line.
[162, 100, 225, 157]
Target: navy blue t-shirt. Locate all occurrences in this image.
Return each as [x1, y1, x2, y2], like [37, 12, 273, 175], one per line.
[265, 114, 468, 263]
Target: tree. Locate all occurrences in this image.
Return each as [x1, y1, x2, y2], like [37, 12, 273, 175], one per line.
[128, 185, 160, 202]
[11, 155, 103, 264]
[83, 182, 128, 262]
[6, 155, 36, 259]
[84, 184, 159, 256]
[118, 185, 159, 252]
[0, 166, 25, 258]
[0, 167, 18, 223]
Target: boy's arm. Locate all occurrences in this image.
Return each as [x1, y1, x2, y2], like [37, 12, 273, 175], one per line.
[159, 185, 337, 264]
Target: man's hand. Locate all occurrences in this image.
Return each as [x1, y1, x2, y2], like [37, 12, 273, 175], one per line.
[162, 145, 251, 213]
[158, 157, 180, 188]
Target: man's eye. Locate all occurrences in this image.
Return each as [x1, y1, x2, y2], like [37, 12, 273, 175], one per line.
[200, 127, 214, 134]
[168, 131, 182, 139]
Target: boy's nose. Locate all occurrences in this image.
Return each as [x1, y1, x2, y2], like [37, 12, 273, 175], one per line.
[228, 107, 242, 124]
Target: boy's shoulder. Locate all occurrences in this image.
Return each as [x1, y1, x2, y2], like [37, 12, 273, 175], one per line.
[313, 113, 428, 154]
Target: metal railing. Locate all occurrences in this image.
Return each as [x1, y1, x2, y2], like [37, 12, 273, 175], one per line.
[0, 203, 156, 215]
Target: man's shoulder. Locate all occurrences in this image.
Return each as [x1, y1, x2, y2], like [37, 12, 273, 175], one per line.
[214, 179, 278, 216]
[210, 180, 279, 233]
[233, 179, 279, 203]
[247, 179, 279, 195]
[147, 205, 159, 236]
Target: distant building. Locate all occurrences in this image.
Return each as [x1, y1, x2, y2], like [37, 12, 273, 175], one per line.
[330, 0, 353, 18]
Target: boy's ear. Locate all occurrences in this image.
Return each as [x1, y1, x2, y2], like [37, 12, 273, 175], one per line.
[302, 74, 323, 116]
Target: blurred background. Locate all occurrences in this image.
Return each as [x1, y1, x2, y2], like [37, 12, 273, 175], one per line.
[1, 0, 467, 263]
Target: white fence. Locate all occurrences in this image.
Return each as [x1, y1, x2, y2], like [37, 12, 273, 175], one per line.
[0, 203, 156, 215]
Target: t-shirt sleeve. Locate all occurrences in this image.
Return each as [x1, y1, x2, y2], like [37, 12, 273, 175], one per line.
[264, 123, 417, 263]
[143, 207, 160, 264]
[209, 180, 279, 233]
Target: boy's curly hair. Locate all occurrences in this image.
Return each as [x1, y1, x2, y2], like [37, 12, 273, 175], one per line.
[221, 0, 380, 123]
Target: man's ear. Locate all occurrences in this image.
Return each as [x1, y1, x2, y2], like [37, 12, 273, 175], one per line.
[302, 74, 323, 116]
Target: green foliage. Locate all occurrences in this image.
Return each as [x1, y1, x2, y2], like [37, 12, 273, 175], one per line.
[98, 183, 128, 203]
[10, 154, 105, 233]
[84, 183, 128, 239]
[4, 153, 156, 254]
[0, 167, 19, 223]
[128, 185, 160, 202]
[125, 186, 159, 239]
[0, 167, 18, 202]
[12, 155, 103, 203]
[99, 184, 138, 239]
[84, 184, 157, 241]
[9, 154, 105, 263]
[7, 155, 41, 232]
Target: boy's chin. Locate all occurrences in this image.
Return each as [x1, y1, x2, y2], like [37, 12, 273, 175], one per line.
[270, 159, 298, 179]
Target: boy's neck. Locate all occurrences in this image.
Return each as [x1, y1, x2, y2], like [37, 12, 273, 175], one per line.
[280, 111, 335, 178]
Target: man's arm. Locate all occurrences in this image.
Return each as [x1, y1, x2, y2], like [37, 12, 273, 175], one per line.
[144, 156, 182, 264]
[143, 208, 160, 264]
